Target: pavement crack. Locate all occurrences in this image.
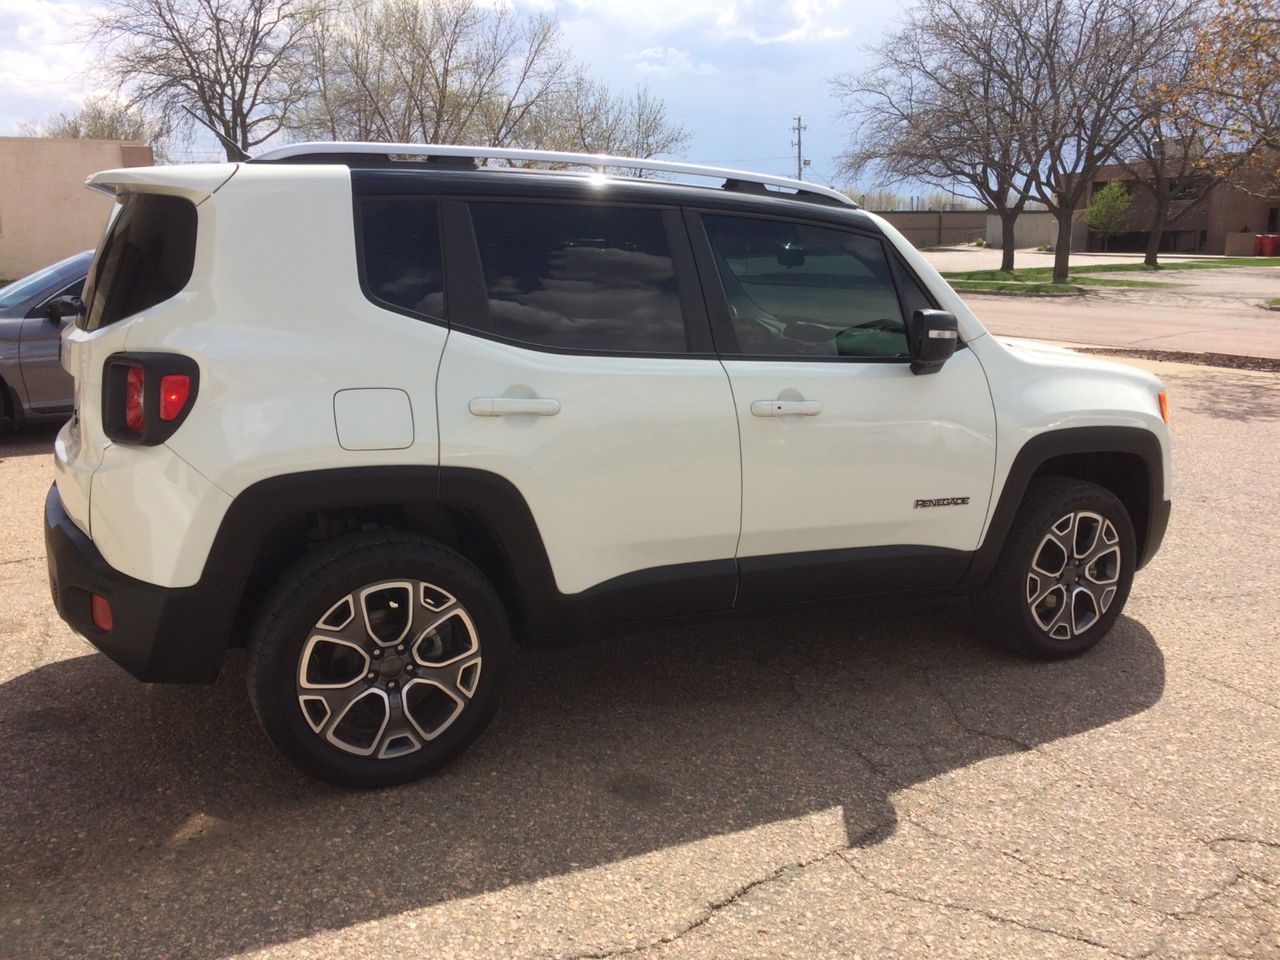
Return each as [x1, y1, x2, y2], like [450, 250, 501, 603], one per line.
[559, 844, 856, 959]
[1196, 675, 1280, 712]
[837, 851, 1130, 957]
[0, 555, 42, 567]
[899, 814, 1156, 915]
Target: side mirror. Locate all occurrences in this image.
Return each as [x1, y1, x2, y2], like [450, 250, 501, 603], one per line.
[908, 309, 958, 375]
[44, 295, 83, 322]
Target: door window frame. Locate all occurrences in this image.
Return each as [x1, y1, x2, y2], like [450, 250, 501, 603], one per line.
[684, 208, 945, 363]
[444, 195, 718, 359]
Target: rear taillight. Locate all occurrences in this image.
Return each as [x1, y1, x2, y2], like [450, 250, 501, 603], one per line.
[159, 375, 191, 421]
[125, 366, 145, 433]
[102, 353, 199, 444]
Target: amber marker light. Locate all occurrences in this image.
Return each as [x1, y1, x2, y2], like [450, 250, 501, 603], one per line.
[1158, 390, 1169, 423]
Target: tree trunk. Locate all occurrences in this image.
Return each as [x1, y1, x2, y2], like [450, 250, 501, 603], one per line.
[999, 209, 1018, 272]
[1144, 200, 1169, 268]
[1052, 212, 1074, 284]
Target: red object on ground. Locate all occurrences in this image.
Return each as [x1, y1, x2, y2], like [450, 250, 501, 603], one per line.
[1255, 235, 1267, 256]
[1262, 235, 1280, 257]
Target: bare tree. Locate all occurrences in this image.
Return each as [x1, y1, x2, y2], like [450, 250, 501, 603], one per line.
[17, 95, 169, 158]
[1020, 0, 1203, 281]
[832, 0, 1044, 272]
[93, 0, 318, 160]
[532, 77, 691, 160]
[1118, 36, 1231, 266]
[1188, 0, 1280, 198]
[290, 0, 687, 160]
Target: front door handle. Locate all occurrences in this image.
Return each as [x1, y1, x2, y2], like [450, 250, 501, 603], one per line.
[750, 399, 822, 418]
[469, 397, 561, 417]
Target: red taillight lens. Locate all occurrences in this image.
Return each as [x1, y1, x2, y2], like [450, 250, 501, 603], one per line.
[124, 365, 145, 433]
[91, 594, 113, 631]
[159, 374, 191, 421]
[103, 353, 197, 444]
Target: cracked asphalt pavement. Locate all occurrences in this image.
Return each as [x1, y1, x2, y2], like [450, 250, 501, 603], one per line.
[1, 358, 1277, 959]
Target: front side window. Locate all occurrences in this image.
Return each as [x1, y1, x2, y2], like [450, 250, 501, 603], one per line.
[468, 201, 687, 353]
[82, 194, 197, 331]
[358, 196, 444, 319]
[703, 215, 910, 359]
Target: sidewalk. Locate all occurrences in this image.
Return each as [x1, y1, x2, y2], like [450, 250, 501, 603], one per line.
[921, 249, 1280, 360]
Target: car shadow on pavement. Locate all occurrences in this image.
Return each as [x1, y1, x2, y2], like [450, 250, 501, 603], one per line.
[0, 422, 62, 460]
[0, 598, 1164, 959]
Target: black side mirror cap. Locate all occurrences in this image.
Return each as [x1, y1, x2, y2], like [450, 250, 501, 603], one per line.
[908, 309, 958, 375]
[45, 295, 84, 322]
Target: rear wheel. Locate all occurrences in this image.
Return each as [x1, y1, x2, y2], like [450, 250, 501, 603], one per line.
[247, 532, 510, 787]
[974, 477, 1136, 659]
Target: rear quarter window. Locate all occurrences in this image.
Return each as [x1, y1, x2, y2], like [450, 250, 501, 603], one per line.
[356, 196, 445, 320]
[81, 193, 197, 331]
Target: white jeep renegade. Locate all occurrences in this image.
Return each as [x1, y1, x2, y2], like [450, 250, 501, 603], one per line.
[46, 144, 1171, 787]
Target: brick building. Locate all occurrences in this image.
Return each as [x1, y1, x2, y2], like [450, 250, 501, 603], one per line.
[1078, 163, 1278, 255]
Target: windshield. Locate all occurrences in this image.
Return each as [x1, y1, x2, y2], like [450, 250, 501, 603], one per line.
[0, 252, 91, 309]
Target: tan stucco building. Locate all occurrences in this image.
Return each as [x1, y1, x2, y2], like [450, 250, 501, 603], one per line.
[0, 137, 153, 280]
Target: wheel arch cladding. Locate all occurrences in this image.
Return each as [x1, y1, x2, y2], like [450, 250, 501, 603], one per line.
[966, 426, 1168, 586]
[209, 466, 538, 652]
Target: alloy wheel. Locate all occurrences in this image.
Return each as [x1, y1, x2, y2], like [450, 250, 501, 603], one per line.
[295, 579, 482, 759]
[1025, 510, 1122, 641]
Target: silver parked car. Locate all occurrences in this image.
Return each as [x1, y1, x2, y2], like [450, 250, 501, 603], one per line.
[0, 251, 90, 429]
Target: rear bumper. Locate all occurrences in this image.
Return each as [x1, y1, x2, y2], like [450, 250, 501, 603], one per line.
[44, 484, 225, 682]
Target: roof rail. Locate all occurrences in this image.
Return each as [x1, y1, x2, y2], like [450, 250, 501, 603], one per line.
[250, 142, 858, 208]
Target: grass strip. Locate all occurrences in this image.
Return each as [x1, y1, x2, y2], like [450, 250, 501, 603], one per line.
[943, 258, 1280, 281]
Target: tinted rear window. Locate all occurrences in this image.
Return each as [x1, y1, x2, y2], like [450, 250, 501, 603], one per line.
[81, 194, 197, 331]
[467, 201, 687, 353]
[357, 196, 444, 319]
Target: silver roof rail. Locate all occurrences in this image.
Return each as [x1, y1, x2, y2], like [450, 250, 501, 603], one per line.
[251, 141, 858, 208]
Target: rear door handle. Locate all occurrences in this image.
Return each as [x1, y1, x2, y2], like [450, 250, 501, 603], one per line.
[750, 399, 822, 418]
[469, 397, 561, 417]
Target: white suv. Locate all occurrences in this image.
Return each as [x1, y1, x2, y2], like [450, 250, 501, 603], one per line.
[45, 144, 1171, 787]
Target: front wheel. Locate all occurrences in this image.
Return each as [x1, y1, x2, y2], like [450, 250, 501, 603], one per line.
[247, 532, 511, 787]
[973, 477, 1136, 659]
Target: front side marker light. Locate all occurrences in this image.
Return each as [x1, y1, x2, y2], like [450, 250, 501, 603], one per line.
[1158, 390, 1169, 423]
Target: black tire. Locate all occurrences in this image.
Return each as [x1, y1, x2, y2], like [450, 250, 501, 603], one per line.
[247, 531, 511, 788]
[973, 477, 1136, 660]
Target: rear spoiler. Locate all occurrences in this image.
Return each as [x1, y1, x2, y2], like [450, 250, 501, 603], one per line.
[85, 164, 240, 204]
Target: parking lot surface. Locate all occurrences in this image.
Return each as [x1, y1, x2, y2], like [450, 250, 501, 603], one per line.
[922, 250, 1280, 359]
[1, 358, 1278, 959]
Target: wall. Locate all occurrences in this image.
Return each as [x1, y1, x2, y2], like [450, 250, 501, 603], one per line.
[0, 137, 153, 280]
[872, 210, 987, 248]
[985, 211, 1056, 249]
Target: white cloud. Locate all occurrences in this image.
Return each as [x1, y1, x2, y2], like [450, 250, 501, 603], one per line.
[549, 0, 852, 44]
[714, 0, 851, 44]
[629, 46, 719, 76]
[0, 0, 101, 121]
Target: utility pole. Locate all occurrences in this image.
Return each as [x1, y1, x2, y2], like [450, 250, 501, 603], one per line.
[791, 115, 810, 181]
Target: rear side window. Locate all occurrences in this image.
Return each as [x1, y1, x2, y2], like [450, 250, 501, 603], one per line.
[467, 201, 687, 353]
[82, 194, 196, 331]
[357, 196, 444, 319]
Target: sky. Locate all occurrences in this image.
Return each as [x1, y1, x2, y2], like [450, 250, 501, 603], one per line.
[0, 0, 906, 192]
